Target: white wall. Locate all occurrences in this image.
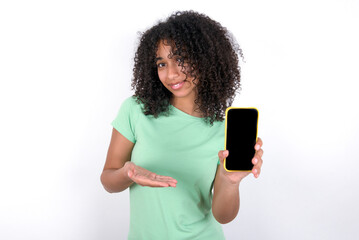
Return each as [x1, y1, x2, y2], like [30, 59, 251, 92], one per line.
[1, 0, 358, 239]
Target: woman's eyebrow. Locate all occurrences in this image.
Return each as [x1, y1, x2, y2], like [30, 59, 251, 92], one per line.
[155, 57, 163, 62]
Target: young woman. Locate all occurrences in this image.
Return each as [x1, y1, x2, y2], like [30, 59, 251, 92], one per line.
[101, 11, 264, 239]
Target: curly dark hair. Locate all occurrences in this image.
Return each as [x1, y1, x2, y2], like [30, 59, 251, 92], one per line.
[131, 10, 243, 125]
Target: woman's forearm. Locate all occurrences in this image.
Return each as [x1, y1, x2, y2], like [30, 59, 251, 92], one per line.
[212, 176, 241, 224]
[100, 166, 134, 193]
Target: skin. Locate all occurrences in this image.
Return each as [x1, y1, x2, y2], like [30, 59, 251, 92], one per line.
[100, 41, 264, 224]
[155, 40, 201, 117]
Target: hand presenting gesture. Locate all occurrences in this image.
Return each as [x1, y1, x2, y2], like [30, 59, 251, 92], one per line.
[124, 161, 177, 188]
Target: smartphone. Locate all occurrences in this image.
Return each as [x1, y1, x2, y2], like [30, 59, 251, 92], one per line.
[224, 107, 259, 172]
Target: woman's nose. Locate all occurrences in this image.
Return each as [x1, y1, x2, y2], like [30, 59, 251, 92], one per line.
[167, 63, 180, 79]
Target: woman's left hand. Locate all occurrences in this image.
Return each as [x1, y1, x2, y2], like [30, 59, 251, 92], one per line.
[218, 137, 264, 184]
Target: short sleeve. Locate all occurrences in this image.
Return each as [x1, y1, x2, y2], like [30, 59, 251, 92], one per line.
[111, 97, 139, 143]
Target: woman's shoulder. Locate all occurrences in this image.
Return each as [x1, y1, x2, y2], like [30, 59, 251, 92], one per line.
[121, 95, 144, 110]
[114, 96, 145, 121]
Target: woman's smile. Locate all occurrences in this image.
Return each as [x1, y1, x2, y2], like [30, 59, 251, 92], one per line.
[169, 80, 186, 90]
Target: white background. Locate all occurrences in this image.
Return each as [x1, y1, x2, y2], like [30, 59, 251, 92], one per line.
[1, 0, 358, 239]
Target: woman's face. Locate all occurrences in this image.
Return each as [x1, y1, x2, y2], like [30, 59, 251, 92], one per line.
[155, 41, 197, 102]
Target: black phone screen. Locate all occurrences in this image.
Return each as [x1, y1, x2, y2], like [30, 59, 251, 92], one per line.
[225, 108, 258, 171]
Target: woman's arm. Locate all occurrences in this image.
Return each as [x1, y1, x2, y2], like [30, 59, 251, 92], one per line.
[212, 164, 241, 224]
[100, 128, 135, 193]
[101, 128, 178, 193]
[212, 138, 263, 224]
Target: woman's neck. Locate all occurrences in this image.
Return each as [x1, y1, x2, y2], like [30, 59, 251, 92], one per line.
[170, 97, 203, 118]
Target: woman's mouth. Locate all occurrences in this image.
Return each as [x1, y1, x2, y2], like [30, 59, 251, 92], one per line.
[170, 81, 185, 90]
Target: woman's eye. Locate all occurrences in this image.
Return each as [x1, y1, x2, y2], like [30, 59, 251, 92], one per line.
[157, 63, 165, 68]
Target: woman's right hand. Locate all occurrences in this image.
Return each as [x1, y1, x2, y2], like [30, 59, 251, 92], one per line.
[124, 161, 177, 188]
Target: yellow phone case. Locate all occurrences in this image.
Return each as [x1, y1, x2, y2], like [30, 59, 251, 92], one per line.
[224, 107, 259, 172]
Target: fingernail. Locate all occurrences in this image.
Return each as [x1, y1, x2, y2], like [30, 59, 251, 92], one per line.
[224, 150, 229, 156]
[254, 158, 258, 164]
[253, 169, 258, 174]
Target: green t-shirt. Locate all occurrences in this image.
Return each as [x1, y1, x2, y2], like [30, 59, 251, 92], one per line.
[112, 96, 226, 240]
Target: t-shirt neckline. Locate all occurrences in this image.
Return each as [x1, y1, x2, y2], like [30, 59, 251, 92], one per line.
[169, 104, 204, 121]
